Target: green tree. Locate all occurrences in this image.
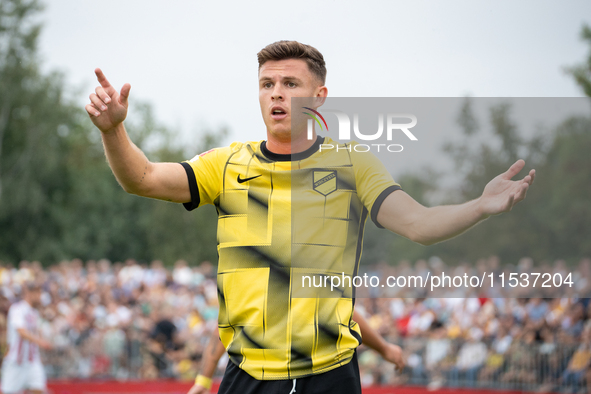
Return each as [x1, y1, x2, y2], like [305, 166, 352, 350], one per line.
[0, 0, 224, 266]
[0, 0, 85, 263]
[567, 24, 591, 98]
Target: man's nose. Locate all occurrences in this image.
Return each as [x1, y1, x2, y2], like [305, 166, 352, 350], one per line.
[271, 85, 284, 100]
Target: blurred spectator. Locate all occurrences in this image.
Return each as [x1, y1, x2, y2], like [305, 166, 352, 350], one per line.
[561, 327, 591, 393]
[479, 325, 512, 382]
[103, 320, 126, 378]
[172, 260, 193, 287]
[500, 329, 538, 386]
[446, 327, 487, 386]
[414, 321, 451, 390]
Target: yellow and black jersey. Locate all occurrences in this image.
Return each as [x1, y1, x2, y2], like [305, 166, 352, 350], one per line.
[180, 136, 401, 380]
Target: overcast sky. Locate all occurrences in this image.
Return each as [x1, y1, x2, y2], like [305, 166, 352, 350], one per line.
[38, 0, 591, 165]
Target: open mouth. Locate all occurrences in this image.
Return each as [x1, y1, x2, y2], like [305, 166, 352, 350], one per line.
[271, 107, 288, 120]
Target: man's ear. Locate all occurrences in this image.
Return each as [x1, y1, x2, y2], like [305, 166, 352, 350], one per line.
[314, 87, 328, 108]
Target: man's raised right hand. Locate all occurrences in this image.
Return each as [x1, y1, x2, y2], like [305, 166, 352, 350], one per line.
[85, 68, 131, 132]
[82, 68, 190, 203]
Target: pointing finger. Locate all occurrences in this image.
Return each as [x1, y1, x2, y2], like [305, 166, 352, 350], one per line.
[502, 159, 526, 180]
[95, 68, 113, 89]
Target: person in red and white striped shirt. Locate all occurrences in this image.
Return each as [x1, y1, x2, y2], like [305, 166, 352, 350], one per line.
[1, 282, 53, 394]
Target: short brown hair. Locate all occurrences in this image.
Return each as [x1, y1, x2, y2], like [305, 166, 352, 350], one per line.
[24, 281, 42, 292]
[257, 41, 326, 85]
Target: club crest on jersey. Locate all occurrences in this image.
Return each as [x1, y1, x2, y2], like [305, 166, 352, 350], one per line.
[313, 170, 337, 196]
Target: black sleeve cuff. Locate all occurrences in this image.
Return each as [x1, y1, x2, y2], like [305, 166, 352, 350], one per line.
[179, 162, 200, 211]
[370, 185, 402, 229]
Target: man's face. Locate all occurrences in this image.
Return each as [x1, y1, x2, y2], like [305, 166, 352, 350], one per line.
[258, 58, 327, 143]
[27, 288, 42, 308]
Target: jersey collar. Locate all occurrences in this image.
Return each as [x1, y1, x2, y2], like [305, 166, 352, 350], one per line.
[260, 135, 325, 162]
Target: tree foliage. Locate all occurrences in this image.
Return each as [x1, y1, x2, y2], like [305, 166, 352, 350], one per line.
[362, 24, 591, 266]
[373, 96, 590, 266]
[1, 1, 589, 267]
[567, 24, 591, 98]
[0, 0, 220, 265]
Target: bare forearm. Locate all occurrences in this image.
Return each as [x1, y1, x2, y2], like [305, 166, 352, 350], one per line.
[353, 309, 406, 369]
[17, 328, 48, 348]
[200, 330, 226, 378]
[101, 123, 152, 195]
[353, 310, 387, 356]
[412, 198, 487, 246]
[379, 192, 488, 246]
[379, 161, 535, 246]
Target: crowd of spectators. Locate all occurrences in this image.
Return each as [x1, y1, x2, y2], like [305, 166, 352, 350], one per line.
[0, 258, 221, 381]
[1, 256, 591, 393]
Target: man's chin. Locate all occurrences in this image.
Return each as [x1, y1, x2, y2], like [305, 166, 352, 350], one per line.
[268, 128, 292, 141]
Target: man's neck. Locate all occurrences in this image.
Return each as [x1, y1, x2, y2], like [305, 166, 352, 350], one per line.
[265, 131, 317, 155]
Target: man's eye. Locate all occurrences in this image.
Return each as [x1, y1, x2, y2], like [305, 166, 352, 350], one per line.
[286, 82, 297, 88]
[263, 82, 273, 88]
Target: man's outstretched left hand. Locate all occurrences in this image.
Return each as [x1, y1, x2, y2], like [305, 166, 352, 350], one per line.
[478, 159, 535, 217]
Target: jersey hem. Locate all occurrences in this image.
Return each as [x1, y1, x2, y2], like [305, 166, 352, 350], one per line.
[230, 353, 355, 381]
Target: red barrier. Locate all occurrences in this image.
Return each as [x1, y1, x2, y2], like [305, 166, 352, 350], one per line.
[46, 380, 537, 394]
[48, 380, 199, 394]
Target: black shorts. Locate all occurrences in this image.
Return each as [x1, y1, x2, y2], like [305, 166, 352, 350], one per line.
[217, 352, 362, 394]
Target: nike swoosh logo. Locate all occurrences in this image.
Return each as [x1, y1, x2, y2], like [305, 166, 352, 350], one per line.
[237, 174, 262, 184]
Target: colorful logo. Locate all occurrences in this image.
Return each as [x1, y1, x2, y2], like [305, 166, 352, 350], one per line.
[302, 107, 329, 132]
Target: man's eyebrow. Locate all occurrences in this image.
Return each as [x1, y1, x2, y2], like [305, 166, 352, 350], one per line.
[258, 76, 304, 82]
